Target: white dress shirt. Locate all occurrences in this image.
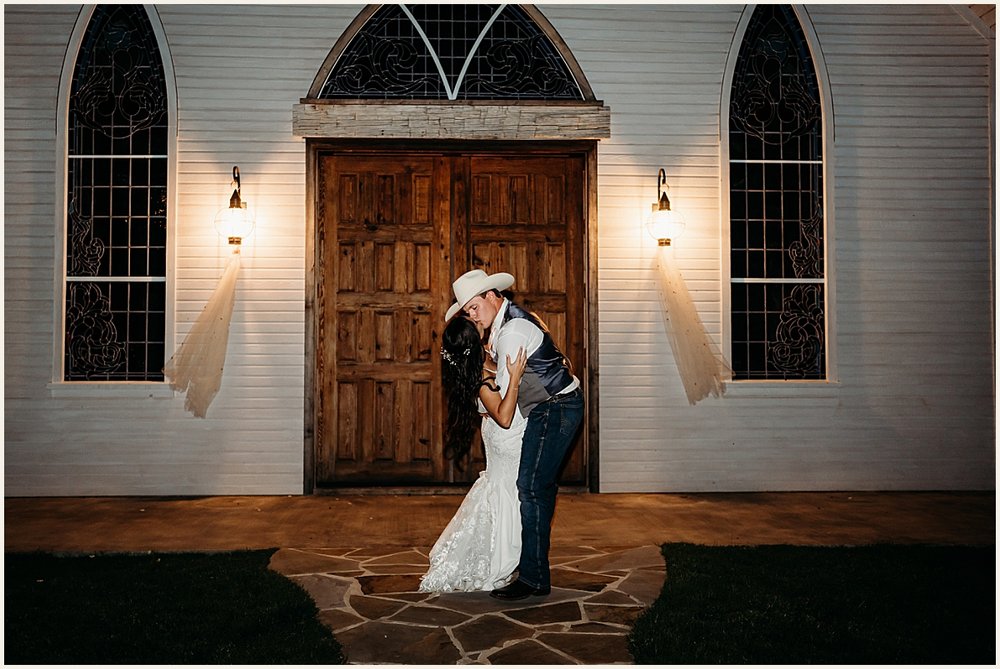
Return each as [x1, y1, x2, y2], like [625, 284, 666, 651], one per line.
[488, 299, 579, 399]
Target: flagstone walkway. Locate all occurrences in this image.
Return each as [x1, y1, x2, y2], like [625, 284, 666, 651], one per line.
[7, 492, 992, 664]
[269, 544, 666, 664]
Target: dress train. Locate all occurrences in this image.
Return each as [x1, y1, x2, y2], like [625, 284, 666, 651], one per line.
[419, 410, 525, 592]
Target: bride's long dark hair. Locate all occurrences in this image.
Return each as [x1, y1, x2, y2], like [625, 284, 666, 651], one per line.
[441, 317, 486, 470]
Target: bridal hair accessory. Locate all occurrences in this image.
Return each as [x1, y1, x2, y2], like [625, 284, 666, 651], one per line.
[445, 269, 515, 321]
[441, 347, 471, 366]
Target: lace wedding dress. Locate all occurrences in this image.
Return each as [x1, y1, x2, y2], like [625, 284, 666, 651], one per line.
[419, 408, 525, 592]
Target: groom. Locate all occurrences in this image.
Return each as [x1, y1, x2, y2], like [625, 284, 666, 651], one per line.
[446, 269, 585, 600]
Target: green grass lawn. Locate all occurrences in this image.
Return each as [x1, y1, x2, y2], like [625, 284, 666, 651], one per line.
[629, 543, 995, 664]
[4, 549, 344, 664]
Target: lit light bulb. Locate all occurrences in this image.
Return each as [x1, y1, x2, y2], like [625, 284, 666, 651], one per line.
[646, 169, 684, 246]
[214, 166, 255, 250]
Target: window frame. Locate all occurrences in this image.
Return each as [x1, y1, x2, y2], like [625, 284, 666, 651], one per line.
[720, 4, 838, 387]
[50, 4, 177, 395]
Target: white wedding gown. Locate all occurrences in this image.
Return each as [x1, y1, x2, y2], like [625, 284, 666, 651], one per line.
[419, 407, 525, 592]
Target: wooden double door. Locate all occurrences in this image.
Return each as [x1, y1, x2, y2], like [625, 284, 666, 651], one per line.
[315, 145, 590, 488]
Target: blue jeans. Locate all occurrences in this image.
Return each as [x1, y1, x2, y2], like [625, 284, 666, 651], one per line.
[515, 387, 584, 589]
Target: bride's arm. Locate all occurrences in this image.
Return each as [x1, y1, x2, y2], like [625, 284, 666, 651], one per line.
[479, 348, 526, 429]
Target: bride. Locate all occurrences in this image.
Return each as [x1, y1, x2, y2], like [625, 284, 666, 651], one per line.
[419, 316, 527, 593]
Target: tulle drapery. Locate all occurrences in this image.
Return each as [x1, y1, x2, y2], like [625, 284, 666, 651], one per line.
[163, 254, 240, 417]
[655, 245, 731, 404]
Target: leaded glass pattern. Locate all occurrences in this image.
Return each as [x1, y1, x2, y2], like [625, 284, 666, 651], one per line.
[65, 281, 167, 381]
[729, 5, 825, 380]
[730, 283, 826, 380]
[729, 162, 823, 281]
[65, 5, 168, 381]
[729, 5, 821, 162]
[319, 4, 582, 100]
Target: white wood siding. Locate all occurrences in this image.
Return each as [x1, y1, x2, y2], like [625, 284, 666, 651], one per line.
[540, 3, 994, 491]
[4, 4, 359, 495]
[4, 4, 994, 495]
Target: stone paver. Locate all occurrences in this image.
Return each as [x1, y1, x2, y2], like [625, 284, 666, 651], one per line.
[549, 567, 619, 591]
[387, 603, 471, 627]
[586, 589, 643, 606]
[334, 620, 462, 664]
[288, 573, 354, 609]
[269, 545, 666, 664]
[317, 608, 366, 632]
[564, 545, 666, 572]
[504, 601, 583, 626]
[486, 639, 575, 665]
[357, 573, 424, 594]
[268, 548, 364, 575]
[539, 631, 633, 664]
[348, 594, 409, 619]
[617, 568, 668, 606]
[583, 603, 645, 627]
[452, 614, 535, 652]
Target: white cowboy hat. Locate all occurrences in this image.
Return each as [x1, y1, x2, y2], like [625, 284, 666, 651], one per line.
[445, 269, 515, 321]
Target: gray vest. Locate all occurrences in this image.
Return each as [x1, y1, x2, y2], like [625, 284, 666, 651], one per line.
[501, 302, 575, 414]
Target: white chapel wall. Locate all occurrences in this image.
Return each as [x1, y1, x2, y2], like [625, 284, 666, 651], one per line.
[541, 3, 994, 491]
[4, 4, 359, 495]
[3, 4, 994, 495]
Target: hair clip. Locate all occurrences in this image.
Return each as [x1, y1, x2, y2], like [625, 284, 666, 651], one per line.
[440, 347, 471, 367]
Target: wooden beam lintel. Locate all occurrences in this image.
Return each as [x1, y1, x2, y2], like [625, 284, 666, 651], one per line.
[292, 102, 611, 140]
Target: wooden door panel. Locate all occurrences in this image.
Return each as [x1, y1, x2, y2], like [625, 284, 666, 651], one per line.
[337, 240, 434, 293]
[470, 242, 570, 303]
[318, 149, 588, 488]
[468, 155, 587, 486]
[318, 155, 447, 485]
[471, 165, 568, 227]
[335, 308, 434, 367]
[336, 381, 358, 461]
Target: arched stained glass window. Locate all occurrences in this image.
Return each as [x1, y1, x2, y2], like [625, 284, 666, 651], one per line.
[318, 3, 584, 100]
[728, 5, 826, 380]
[65, 5, 168, 381]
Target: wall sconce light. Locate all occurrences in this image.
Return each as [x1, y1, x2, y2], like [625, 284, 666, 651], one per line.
[646, 168, 685, 246]
[167, 165, 250, 417]
[214, 165, 255, 251]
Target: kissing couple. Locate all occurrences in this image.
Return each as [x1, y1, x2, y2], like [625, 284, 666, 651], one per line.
[419, 269, 584, 600]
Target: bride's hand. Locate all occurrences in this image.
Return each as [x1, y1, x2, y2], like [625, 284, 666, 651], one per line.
[506, 348, 527, 384]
